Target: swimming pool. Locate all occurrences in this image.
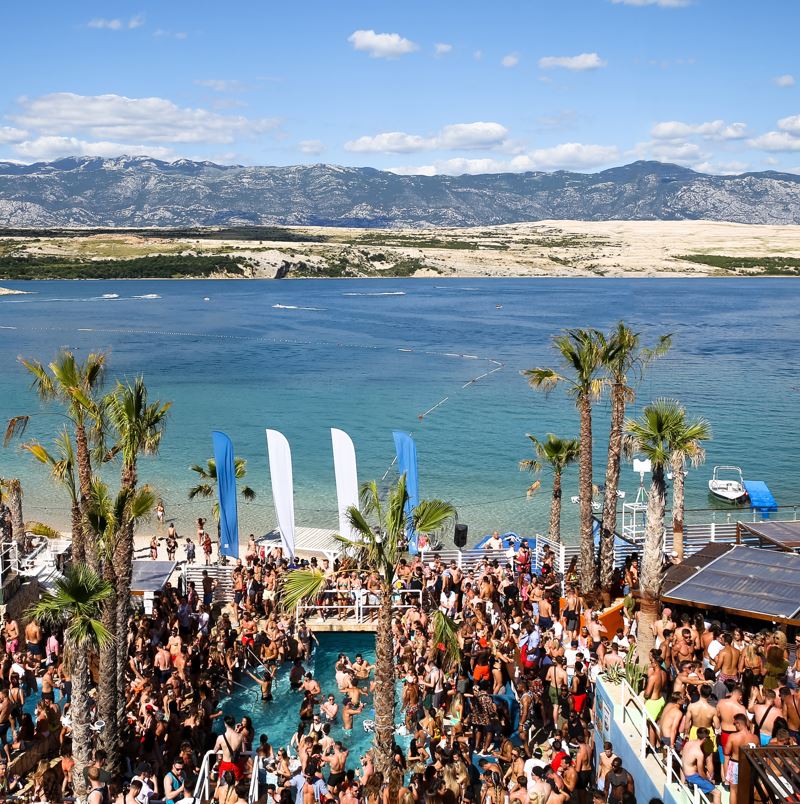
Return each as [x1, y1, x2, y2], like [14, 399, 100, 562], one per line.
[221, 631, 401, 769]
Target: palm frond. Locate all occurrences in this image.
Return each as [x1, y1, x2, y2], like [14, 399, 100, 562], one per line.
[412, 498, 457, 535]
[4, 415, 30, 447]
[188, 483, 214, 500]
[522, 367, 565, 394]
[281, 569, 327, 611]
[241, 485, 256, 501]
[25, 521, 61, 539]
[432, 610, 461, 672]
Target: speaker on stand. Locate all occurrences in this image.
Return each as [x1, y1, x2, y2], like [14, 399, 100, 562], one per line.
[454, 523, 468, 549]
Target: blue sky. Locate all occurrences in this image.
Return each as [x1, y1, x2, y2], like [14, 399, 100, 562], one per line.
[1, 0, 799, 175]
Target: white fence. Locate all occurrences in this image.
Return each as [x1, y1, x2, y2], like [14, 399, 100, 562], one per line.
[295, 587, 423, 625]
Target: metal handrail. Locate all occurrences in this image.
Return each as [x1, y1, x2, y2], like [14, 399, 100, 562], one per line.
[192, 749, 217, 801]
[295, 588, 423, 624]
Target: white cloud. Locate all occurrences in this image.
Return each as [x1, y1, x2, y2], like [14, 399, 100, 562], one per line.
[473, 50, 483, 60]
[501, 53, 519, 68]
[651, 119, 747, 140]
[748, 131, 800, 152]
[694, 160, 749, 175]
[299, 140, 325, 155]
[0, 126, 28, 144]
[773, 74, 795, 87]
[194, 79, 246, 93]
[11, 92, 278, 145]
[388, 142, 619, 175]
[348, 30, 417, 59]
[11, 136, 173, 161]
[345, 122, 509, 154]
[153, 29, 188, 40]
[538, 53, 606, 71]
[88, 15, 144, 30]
[611, 0, 691, 6]
[434, 43, 453, 56]
[778, 115, 800, 135]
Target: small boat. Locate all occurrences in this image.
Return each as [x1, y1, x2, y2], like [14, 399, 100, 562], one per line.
[708, 466, 748, 503]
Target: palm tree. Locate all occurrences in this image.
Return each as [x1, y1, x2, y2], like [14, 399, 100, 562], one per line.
[27, 565, 112, 800]
[282, 475, 456, 776]
[624, 399, 709, 662]
[103, 378, 170, 745]
[598, 325, 671, 593]
[524, 329, 605, 593]
[0, 478, 24, 551]
[669, 413, 711, 562]
[22, 429, 82, 553]
[85, 477, 156, 773]
[520, 433, 580, 544]
[13, 350, 107, 563]
[189, 456, 256, 526]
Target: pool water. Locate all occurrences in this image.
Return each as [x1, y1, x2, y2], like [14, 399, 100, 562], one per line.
[221, 632, 400, 769]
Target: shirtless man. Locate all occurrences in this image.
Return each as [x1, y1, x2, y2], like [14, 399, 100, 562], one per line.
[714, 634, 740, 683]
[596, 742, 617, 796]
[213, 715, 244, 780]
[723, 714, 757, 804]
[658, 693, 685, 756]
[602, 643, 624, 671]
[673, 629, 696, 669]
[685, 685, 719, 750]
[587, 613, 607, 645]
[750, 689, 781, 746]
[0, 691, 11, 746]
[41, 665, 57, 702]
[342, 700, 363, 732]
[154, 645, 172, 685]
[343, 682, 365, 706]
[321, 694, 339, 722]
[323, 742, 349, 793]
[780, 686, 800, 743]
[643, 652, 667, 723]
[717, 686, 748, 757]
[573, 733, 592, 804]
[3, 615, 19, 656]
[302, 673, 321, 697]
[682, 727, 720, 804]
[24, 618, 42, 662]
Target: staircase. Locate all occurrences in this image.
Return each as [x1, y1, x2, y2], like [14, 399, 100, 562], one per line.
[183, 562, 234, 604]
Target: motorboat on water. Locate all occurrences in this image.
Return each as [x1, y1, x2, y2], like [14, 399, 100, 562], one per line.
[708, 465, 748, 503]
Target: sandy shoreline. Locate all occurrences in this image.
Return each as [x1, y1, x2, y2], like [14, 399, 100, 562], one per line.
[3, 219, 800, 278]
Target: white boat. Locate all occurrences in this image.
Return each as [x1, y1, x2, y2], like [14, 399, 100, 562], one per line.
[708, 465, 748, 503]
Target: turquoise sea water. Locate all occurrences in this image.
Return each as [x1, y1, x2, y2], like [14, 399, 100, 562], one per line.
[0, 278, 798, 542]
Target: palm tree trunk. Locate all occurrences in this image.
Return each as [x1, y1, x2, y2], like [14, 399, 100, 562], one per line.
[577, 395, 595, 594]
[99, 559, 119, 775]
[70, 501, 83, 559]
[71, 643, 92, 802]
[371, 584, 396, 776]
[74, 424, 92, 566]
[549, 470, 562, 543]
[600, 384, 625, 591]
[114, 522, 134, 738]
[637, 468, 666, 663]
[8, 480, 24, 554]
[671, 453, 686, 561]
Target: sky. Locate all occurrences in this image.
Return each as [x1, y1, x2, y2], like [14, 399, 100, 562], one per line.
[1, 0, 799, 176]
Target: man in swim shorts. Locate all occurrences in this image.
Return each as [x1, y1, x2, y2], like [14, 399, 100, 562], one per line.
[682, 727, 720, 804]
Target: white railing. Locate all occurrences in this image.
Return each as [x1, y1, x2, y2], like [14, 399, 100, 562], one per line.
[619, 678, 713, 804]
[192, 749, 217, 802]
[295, 588, 423, 625]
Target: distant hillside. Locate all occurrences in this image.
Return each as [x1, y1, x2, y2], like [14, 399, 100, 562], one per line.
[1, 156, 799, 227]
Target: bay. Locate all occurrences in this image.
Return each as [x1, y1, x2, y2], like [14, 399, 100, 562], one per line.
[0, 277, 798, 543]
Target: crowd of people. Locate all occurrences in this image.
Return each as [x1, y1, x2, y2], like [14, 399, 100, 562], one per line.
[0, 523, 798, 804]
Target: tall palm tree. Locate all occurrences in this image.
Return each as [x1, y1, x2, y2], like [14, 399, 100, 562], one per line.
[624, 399, 709, 662]
[520, 433, 580, 544]
[189, 456, 256, 525]
[103, 378, 170, 742]
[14, 350, 107, 563]
[27, 565, 112, 800]
[22, 429, 82, 553]
[598, 324, 671, 593]
[669, 413, 711, 562]
[85, 477, 156, 773]
[524, 329, 605, 593]
[282, 475, 456, 776]
[0, 478, 24, 551]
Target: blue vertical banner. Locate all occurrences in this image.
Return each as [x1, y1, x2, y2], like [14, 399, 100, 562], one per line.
[392, 431, 420, 554]
[212, 430, 239, 559]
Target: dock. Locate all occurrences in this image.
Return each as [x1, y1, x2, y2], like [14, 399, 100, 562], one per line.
[744, 479, 778, 516]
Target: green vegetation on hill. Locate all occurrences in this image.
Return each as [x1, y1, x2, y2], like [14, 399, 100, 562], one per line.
[0, 255, 246, 279]
[0, 226, 327, 243]
[679, 254, 800, 276]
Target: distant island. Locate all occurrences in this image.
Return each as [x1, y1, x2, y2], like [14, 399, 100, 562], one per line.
[2, 220, 800, 279]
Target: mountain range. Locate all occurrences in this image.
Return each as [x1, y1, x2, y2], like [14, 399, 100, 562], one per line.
[1, 156, 799, 228]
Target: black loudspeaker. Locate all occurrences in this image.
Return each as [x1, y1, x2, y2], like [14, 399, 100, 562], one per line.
[454, 523, 468, 549]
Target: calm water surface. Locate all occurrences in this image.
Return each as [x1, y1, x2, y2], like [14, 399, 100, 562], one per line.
[0, 278, 798, 542]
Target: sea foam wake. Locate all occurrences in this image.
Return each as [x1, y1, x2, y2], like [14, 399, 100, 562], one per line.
[272, 304, 325, 311]
[342, 291, 406, 296]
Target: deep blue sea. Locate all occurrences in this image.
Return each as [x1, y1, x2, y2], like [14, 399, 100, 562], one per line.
[1, 278, 798, 542]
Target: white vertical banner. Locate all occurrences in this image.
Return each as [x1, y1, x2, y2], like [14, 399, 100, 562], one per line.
[265, 429, 296, 558]
[331, 428, 359, 541]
